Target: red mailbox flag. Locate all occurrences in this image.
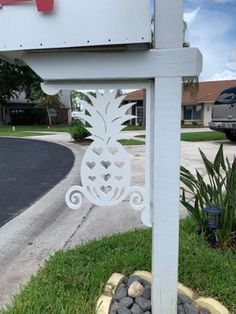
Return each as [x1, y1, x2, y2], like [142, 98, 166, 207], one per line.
[0, 0, 54, 12]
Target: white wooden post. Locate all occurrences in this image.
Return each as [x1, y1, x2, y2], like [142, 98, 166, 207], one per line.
[0, 1, 202, 312]
[151, 0, 183, 313]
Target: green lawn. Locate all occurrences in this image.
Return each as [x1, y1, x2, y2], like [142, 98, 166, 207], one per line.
[118, 139, 145, 145]
[136, 131, 227, 142]
[0, 125, 72, 137]
[123, 125, 145, 131]
[2, 218, 235, 314]
[181, 131, 226, 142]
[0, 125, 227, 143]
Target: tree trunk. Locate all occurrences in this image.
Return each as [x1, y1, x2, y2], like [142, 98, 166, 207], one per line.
[45, 104, 52, 125]
[0, 103, 5, 125]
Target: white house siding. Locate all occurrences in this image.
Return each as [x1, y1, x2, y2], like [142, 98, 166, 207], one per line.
[203, 102, 213, 127]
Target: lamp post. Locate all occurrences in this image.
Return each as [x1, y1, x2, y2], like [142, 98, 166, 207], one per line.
[204, 206, 221, 246]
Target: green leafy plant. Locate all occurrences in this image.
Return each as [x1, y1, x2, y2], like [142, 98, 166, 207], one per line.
[70, 120, 89, 141]
[180, 144, 236, 248]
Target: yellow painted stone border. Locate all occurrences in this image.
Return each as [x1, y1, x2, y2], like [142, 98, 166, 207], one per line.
[96, 271, 230, 314]
[96, 273, 124, 314]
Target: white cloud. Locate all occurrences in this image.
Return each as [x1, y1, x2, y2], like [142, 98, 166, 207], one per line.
[209, 70, 236, 81]
[184, 7, 235, 81]
[184, 7, 200, 25]
[227, 48, 236, 70]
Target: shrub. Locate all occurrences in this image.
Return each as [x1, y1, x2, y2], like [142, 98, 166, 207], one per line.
[180, 144, 236, 248]
[70, 120, 89, 141]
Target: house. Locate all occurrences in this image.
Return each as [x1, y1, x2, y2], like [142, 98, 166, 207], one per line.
[123, 89, 146, 126]
[124, 80, 236, 126]
[3, 90, 71, 125]
[182, 80, 236, 126]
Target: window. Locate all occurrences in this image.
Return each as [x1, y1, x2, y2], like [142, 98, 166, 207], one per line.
[184, 105, 202, 120]
[136, 106, 143, 125]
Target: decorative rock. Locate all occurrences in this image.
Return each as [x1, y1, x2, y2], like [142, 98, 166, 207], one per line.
[199, 310, 211, 314]
[128, 281, 144, 298]
[142, 286, 151, 300]
[177, 304, 185, 314]
[178, 293, 192, 304]
[110, 302, 118, 314]
[183, 302, 199, 314]
[142, 280, 150, 288]
[123, 277, 129, 285]
[117, 308, 131, 314]
[130, 303, 143, 314]
[135, 296, 151, 312]
[113, 285, 127, 301]
[120, 297, 134, 309]
[127, 276, 141, 287]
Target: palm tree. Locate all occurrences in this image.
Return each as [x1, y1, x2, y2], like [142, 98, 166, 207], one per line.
[31, 83, 61, 126]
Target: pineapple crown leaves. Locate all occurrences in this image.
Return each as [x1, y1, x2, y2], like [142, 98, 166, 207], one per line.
[80, 90, 136, 142]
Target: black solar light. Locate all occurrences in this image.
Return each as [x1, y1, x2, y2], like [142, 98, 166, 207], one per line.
[203, 206, 221, 230]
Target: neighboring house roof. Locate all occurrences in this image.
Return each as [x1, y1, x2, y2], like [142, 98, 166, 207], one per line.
[124, 89, 144, 101]
[8, 90, 70, 108]
[124, 80, 236, 104]
[183, 80, 236, 104]
[9, 92, 36, 104]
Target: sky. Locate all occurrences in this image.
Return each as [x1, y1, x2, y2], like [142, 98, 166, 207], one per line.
[183, 0, 236, 81]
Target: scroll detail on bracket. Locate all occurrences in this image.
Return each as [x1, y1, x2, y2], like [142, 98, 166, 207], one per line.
[65, 90, 148, 226]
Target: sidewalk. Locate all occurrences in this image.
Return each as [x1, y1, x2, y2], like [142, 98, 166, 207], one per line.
[0, 131, 235, 308]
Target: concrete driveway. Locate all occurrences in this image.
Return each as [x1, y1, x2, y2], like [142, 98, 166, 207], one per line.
[0, 137, 74, 227]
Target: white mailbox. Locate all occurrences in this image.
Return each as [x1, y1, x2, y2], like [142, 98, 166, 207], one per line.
[0, 0, 151, 55]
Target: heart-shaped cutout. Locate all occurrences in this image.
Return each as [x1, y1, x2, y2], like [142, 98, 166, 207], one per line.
[108, 147, 118, 155]
[115, 175, 123, 181]
[86, 161, 96, 169]
[101, 186, 112, 194]
[92, 147, 103, 156]
[101, 161, 111, 169]
[88, 176, 96, 182]
[102, 173, 111, 182]
[115, 161, 125, 169]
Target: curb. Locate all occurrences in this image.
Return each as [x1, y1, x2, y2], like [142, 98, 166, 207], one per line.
[96, 271, 230, 314]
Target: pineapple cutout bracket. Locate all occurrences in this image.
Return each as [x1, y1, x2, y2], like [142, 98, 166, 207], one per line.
[65, 90, 147, 223]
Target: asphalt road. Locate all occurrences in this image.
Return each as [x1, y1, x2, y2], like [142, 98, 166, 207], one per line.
[0, 138, 74, 227]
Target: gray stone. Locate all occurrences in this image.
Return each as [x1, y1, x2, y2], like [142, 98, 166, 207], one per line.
[142, 286, 151, 300]
[130, 303, 143, 314]
[117, 308, 131, 314]
[183, 302, 199, 314]
[123, 277, 129, 285]
[127, 276, 142, 287]
[110, 302, 118, 314]
[199, 309, 211, 314]
[113, 285, 127, 301]
[178, 293, 192, 304]
[143, 312, 151, 314]
[177, 304, 185, 314]
[135, 296, 151, 311]
[142, 280, 150, 288]
[120, 297, 134, 308]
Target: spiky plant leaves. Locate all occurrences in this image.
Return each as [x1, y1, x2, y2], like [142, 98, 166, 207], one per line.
[180, 144, 236, 248]
[180, 176, 195, 193]
[199, 149, 215, 177]
[214, 144, 226, 172]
